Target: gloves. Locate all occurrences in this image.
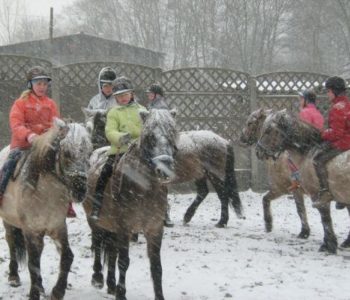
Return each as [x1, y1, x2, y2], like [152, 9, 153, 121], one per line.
[27, 133, 38, 144]
[119, 133, 132, 146]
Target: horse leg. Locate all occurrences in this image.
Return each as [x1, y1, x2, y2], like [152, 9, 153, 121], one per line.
[24, 232, 45, 300]
[90, 226, 104, 289]
[292, 189, 310, 239]
[209, 176, 229, 228]
[116, 232, 130, 300]
[262, 190, 282, 233]
[183, 177, 208, 225]
[317, 204, 337, 254]
[106, 232, 118, 295]
[340, 206, 350, 248]
[50, 226, 74, 300]
[145, 229, 164, 300]
[4, 222, 25, 287]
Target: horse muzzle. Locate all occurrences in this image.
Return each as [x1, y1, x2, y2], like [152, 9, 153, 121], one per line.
[151, 155, 176, 183]
[66, 171, 87, 203]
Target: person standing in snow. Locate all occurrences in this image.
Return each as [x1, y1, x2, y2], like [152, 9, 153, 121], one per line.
[288, 89, 324, 191]
[88, 67, 117, 110]
[0, 66, 76, 217]
[90, 77, 146, 220]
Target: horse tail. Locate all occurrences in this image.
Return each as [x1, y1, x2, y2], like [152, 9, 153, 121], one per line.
[224, 143, 244, 218]
[12, 226, 26, 265]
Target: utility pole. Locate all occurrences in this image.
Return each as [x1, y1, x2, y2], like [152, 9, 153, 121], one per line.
[49, 7, 53, 41]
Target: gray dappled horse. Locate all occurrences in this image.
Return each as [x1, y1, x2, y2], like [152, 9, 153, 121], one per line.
[257, 109, 350, 253]
[240, 108, 310, 238]
[1, 120, 92, 300]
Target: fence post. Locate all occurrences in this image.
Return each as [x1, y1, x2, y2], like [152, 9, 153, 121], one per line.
[52, 67, 60, 109]
[248, 75, 259, 191]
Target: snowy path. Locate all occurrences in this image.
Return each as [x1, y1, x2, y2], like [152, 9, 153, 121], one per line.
[0, 190, 350, 300]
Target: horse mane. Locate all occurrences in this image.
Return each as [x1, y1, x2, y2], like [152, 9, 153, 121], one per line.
[275, 110, 322, 154]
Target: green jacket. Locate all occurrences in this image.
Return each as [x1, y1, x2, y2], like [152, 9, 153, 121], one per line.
[105, 102, 146, 155]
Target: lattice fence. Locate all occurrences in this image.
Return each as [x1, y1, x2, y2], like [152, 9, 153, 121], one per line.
[0, 54, 346, 190]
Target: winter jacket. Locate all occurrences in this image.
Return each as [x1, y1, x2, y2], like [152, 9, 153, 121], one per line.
[105, 101, 146, 155]
[88, 93, 116, 110]
[148, 95, 169, 110]
[10, 93, 59, 149]
[322, 95, 350, 150]
[299, 103, 324, 131]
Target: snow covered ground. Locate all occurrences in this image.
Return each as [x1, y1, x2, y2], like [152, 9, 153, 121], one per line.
[1, 190, 350, 300]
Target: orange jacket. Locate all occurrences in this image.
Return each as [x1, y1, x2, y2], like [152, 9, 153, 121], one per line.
[10, 93, 59, 149]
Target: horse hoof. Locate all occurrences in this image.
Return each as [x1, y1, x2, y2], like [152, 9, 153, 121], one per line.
[182, 220, 190, 226]
[107, 285, 117, 295]
[318, 243, 337, 254]
[8, 275, 21, 287]
[297, 230, 310, 239]
[91, 273, 104, 289]
[215, 223, 227, 228]
[340, 240, 350, 248]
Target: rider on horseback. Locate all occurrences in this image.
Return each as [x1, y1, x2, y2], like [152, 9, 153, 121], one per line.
[313, 76, 350, 209]
[288, 89, 324, 191]
[90, 77, 146, 220]
[0, 66, 76, 217]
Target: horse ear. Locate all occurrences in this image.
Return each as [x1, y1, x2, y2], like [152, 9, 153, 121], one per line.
[53, 118, 69, 139]
[81, 107, 95, 119]
[139, 110, 150, 123]
[170, 108, 177, 119]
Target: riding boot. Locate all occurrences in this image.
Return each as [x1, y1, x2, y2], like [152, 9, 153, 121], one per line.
[164, 203, 174, 227]
[90, 191, 103, 221]
[67, 202, 76, 218]
[312, 167, 333, 209]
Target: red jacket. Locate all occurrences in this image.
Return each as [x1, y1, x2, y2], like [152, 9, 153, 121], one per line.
[322, 95, 350, 150]
[10, 93, 59, 149]
[299, 103, 324, 131]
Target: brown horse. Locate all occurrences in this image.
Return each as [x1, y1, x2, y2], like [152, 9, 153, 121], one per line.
[239, 108, 310, 238]
[256, 109, 350, 253]
[0, 120, 92, 300]
[84, 108, 178, 300]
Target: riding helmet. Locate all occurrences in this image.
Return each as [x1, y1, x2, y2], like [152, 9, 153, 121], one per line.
[146, 83, 164, 97]
[325, 76, 347, 96]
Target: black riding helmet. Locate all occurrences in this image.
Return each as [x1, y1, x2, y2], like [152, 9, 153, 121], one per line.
[112, 76, 134, 95]
[99, 67, 117, 86]
[325, 76, 347, 96]
[298, 89, 316, 104]
[146, 83, 164, 97]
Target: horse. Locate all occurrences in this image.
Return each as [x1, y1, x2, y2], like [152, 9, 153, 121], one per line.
[84, 108, 178, 300]
[239, 108, 310, 238]
[256, 109, 350, 253]
[83, 107, 243, 226]
[0, 119, 92, 300]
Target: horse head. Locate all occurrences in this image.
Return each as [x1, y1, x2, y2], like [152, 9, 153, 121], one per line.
[29, 118, 92, 203]
[256, 109, 322, 160]
[240, 108, 272, 146]
[59, 120, 93, 202]
[139, 109, 178, 183]
[82, 107, 108, 149]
